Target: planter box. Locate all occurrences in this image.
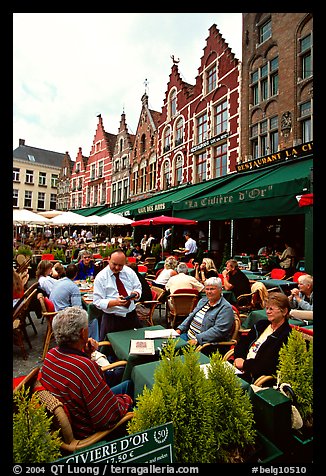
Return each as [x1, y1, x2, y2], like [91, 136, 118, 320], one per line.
[256, 432, 284, 463]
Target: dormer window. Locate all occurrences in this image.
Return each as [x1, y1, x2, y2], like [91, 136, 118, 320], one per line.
[27, 154, 35, 162]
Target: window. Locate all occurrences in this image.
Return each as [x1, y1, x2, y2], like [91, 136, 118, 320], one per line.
[139, 162, 147, 193]
[122, 156, 128, 169]
[112, 183, 117, 204]
[163, 128, 171, 153]
[206, 64, 217, 93]
[78, 178, 82, 190]
[196, 152, 207, 183]
[119, 138, 124, 153]
[13, 189, 18, 207]
[25, 170, 34, 184]
[250, 116, 279, 159]
[132, 170, 138, 195]
[197, 113, 208, 144]
[50, 193, 57, 210]
[117, 181, 122, 203]
[299, 34, 312, 80]
[123, 179, 129, 202]
[299, 101, 312, 143]
[27, 154, 35, 162]
[141, 134, 146, 154]
[114, 160, 120, 173]
[251, 57, 278, 106]
[175, 118, 184, 147]
[51, 174, 58, 188]
[174, 156, 183, 186]
[149, 160, 156, 190]
[24, 190, 32, 208]
[101, 182, 106, 204]
[90, 164, 96, 180]
[13, 168, 20, 182]
[259, 18, 272, 44]
[37, 192, 45, 209]
[169, 89, 177, 118]
[76, 163, 80, 173]
[77, 194, 82, 208]
[162, 162, 170, 190]
[214, 100, 228, 136]
[39, 172, 46, 186]
[213, 143, 227, 178]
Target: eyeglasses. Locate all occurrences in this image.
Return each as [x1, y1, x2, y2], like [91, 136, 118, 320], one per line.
[266, 307, 280, 312]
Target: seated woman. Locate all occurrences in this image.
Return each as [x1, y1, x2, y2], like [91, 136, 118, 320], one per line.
[194, 257, 218, 284]
[232, 292, 292, 383]
[152, 256, 178, 289]
[36, 260, 57, 296]
[13, 269, 24, 307]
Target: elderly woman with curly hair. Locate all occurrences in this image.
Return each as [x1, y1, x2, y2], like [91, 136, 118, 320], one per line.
[152, 256, 179, 289]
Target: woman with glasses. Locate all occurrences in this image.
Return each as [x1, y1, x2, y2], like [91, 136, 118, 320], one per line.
[75, 250, 98, 281]
[232, 292, 292, 383]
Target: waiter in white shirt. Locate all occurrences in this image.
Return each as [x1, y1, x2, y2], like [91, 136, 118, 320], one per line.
[179, 232, 198, 263]
[93, 250, 142, 340]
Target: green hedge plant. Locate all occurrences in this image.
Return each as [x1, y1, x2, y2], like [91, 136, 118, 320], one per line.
[13, 386, 62, 463]
[128, 340, 256, 463]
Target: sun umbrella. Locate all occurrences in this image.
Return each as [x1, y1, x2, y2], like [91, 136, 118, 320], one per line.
[49, 211, 93, 226]
[13, 209, 51, 225]
[131, 215, 198, 259]
[95, 212, 134, 226]
[38, 210, 63, 218]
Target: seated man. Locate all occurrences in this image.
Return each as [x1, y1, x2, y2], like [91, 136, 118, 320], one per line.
[222, 259, 251, 298]
[175, 277, 234, 347]
[233, 292, 292, 383]
[166, 262, 204, 295]
[49, 263, 82, 311]
[75, 250, 99, 281]
[40, 306, 133, 439]
[289, 274, 313, 311]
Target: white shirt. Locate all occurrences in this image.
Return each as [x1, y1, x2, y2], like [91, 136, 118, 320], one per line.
[185, 238, 197, 255]
[93, 265, 142, 316]
[38, 275, 57, 296]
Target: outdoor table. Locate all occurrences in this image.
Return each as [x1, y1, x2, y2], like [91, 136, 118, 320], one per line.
[256, 278, 297, 293]
[131, 352, 210, 399]
[241, 309, 312, 330]
[105, 325, 188, 381]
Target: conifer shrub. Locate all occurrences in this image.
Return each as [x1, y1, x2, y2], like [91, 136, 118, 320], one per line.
[128, 340, 256, 463]
[277, 328, 313, 428]
[13, 386, 62, 463]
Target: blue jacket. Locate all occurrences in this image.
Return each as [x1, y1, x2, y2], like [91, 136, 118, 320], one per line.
[177, 296, 234, 345]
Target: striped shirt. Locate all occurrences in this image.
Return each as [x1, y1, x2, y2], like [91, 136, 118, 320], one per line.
[188, 303, 211, 340]
[40, 347, 132, 439]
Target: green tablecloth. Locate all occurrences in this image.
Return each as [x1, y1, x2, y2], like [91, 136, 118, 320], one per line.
[256, 279, 296, 292]
[106, 325, 188, 380]
[131, 352, 210, 399]
[241, 309, 311, 329]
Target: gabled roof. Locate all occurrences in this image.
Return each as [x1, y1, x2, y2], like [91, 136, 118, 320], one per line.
[104, 132, 118, 156]
[149, 109, 161, 129]
[13, 141, 65, 168]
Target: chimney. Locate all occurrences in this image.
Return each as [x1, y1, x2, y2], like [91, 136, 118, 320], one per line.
[19, 139, 25, 146]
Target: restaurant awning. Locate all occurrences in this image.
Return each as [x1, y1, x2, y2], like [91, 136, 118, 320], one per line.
[73, 205, 107, 216]
[173, 156, 313, 221]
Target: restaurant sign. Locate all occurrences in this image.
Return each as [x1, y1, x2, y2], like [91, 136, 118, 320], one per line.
[236, 141, 313, 173]
[56, 422, 174, 464]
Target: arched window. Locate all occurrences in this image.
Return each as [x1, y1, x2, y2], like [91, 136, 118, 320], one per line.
[163, 127, 171, 153]
[174, 117, 184, 147]
[162, 161, 170, 190]
[141, 134, 146, 154]
[169, 88, 177, 118]
[174, 155, 183, 186]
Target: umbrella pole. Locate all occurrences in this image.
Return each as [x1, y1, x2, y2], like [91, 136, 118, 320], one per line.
[161, 227, 164, 260]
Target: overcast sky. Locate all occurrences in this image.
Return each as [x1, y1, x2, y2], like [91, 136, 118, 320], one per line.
[13, 13, 242, 160]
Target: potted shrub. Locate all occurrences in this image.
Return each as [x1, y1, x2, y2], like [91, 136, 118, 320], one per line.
[13, 386, 62, 463]
[53, 247, 66, 263]
[127, 341, 259, 463]
[16, 244, 33, 258]
[276, 328, 313, 447]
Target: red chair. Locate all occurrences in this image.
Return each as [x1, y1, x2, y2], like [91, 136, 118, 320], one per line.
[218, 274, 225, 285]
[41, 253, 55, 261]
[270, 268, 286, 280]
[137, 265, 148, 273]
[186, 261, 194, 269]
[93, 254, 103, 260]
[127, 257, 137, 263]
[290, 271, 307, 282]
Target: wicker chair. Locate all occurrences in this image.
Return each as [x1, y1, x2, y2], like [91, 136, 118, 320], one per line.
[33, 381, 134, 454]
[167, 293, 199, 329]
[13, 288, 38, 359]
[37, 293, 57, 360]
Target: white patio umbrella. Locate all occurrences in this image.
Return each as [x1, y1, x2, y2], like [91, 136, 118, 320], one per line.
[38, 210, 63, 219]
[13, 209, 51, 225]
[49, 211, 93, 226]
[95, 212, 134, 226]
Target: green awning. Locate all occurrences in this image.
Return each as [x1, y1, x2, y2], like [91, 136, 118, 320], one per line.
[73, 205, 107, 216]
[173, 157, 313, 221]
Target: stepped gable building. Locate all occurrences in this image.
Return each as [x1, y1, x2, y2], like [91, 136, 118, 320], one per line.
[57, 152, 74, 211]
[111, 111, 135, 207]
[130, 92, 161, 201]
[157, 23, 240, 190]
[70, 147, 88, 209]
[240, 12, 313, 161]
[13, 138, 65, 212]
